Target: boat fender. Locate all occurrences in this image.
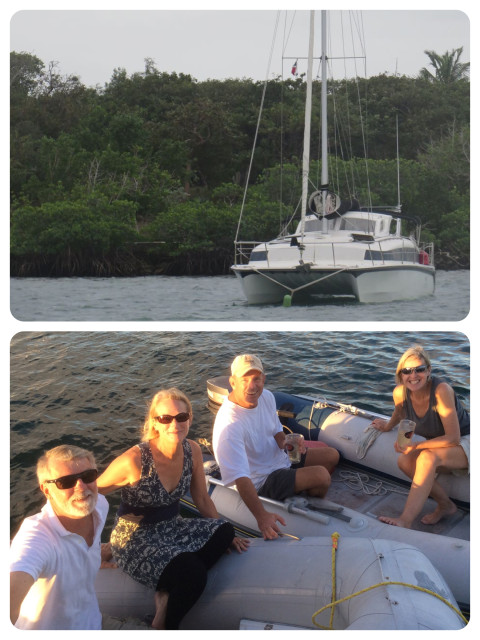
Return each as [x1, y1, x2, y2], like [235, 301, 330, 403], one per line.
[419, 250, 430, 265]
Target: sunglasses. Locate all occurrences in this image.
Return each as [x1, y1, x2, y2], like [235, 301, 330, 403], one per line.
[154, 412, 190, 424]
[400, 365, 428, 375]
[44, 468, 98, 490]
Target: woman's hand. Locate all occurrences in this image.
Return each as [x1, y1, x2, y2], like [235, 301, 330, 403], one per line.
[370, 418, 390, 432]
[394, 441, 417, 455]
[100, 542, 118, 568]
[229, 536, 250, 553]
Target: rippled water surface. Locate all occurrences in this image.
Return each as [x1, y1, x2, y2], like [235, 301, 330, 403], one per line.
[10, 270, 469, 321]
[10, 331, 469, 537]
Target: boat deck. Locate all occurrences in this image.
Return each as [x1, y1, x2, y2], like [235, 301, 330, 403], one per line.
[327, 461, 469, 541]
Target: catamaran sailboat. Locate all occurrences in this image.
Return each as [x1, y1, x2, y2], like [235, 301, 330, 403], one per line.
[232, 11, 435, 305]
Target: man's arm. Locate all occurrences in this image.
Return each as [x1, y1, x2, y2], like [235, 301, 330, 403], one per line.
[235, 477, 286, 540]
[10, 571, 34, 625]
[274, 431, 286, 449]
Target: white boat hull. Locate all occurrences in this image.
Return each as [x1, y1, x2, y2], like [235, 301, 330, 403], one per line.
[96, 537, 464, 630]
[233, 263, 435, 304]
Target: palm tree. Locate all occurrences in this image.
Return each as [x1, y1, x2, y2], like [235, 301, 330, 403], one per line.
[418, 47, 470, 84]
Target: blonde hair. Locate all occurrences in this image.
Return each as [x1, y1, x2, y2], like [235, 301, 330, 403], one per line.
[142, 387, 192, 442]
[395, 345, 432, 385]
[37, 444, 96, 484]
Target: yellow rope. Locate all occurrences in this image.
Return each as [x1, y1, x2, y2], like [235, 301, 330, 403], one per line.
[328, 532, 340, 629]
[312, 533, 468, 630]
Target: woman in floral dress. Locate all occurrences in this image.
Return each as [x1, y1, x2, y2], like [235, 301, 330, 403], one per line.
[98, 387, 248, 629]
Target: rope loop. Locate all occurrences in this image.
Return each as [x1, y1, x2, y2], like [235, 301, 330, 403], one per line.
[312, 532, 467, 630]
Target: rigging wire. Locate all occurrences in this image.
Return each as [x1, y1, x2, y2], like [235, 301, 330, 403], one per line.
[279, 11, 303, 237]
[338, 11, 356, 197]
[324, 10, 373, 216]
[349, 10, 372, 211]
[237, 10, 380, 243]
[278, 10, 305, 238]
[234, 11, 280, 244]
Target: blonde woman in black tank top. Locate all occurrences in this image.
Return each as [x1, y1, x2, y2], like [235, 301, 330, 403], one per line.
[369, 346, 469, 529]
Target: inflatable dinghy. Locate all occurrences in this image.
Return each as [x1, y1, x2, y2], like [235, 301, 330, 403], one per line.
[207, 377, 469, 505]
[96, 536, 465, 630]
[200, 378, 470, 611]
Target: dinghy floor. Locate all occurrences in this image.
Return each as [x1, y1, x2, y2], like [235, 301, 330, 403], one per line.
[325, 463, 469, 540]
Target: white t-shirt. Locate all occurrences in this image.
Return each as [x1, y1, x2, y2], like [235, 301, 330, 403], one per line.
[213, 389, 290, 490]
[10, 494, 109, 630]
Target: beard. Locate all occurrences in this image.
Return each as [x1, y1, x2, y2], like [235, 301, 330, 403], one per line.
[68, 490, 97, 516]
[52, 489, 97, 518]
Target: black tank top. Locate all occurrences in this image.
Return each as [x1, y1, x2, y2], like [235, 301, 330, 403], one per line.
[403, 376, 469, 439]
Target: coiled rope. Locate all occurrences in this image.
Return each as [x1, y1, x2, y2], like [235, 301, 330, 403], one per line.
[312, 532, 468, 629]
[334, 469, 410, 496]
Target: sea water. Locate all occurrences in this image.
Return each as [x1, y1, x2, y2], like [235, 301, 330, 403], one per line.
[10, 330, 469, 537]
[10, 270, 469, 322]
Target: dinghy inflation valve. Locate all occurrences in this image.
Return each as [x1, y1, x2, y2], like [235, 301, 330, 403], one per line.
[283, 294, 292, 307]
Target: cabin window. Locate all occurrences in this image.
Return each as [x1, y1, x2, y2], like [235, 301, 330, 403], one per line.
[304, 218, 324, 232]
[365, 248, 418, 262]
[339, 218, 375, 233]
[250, 251, 268, 261]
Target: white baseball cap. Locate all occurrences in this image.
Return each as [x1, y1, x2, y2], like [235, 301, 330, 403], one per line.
[230, 354, 264, 377]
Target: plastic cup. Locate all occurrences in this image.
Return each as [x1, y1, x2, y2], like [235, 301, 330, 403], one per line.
[285, 433, 304, 463]
[396, 419, 416, 450]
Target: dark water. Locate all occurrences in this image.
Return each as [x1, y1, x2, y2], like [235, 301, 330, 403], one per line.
[10, 270, 469, 321]
[10, 331, 469, 538]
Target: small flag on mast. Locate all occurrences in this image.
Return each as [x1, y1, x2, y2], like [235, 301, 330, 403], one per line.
[291, 59, 298, 76]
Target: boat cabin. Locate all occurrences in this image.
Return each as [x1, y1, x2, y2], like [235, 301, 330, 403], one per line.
[296, 211, 395, 238]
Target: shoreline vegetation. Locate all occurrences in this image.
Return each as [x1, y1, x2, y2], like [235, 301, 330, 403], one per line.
[11, 52, 469, 278]
[10, 247, 467, 279]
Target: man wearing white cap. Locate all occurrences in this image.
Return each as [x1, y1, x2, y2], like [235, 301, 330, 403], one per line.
[212, 354, 339, 540]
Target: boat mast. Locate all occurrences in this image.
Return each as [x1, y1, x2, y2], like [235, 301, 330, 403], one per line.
[299, 11, 315, 245]
[320, 10, 329, 233]
[395, 113, 402, 236]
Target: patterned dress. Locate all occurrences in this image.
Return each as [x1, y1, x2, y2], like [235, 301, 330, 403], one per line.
[110, 440, 225, 590]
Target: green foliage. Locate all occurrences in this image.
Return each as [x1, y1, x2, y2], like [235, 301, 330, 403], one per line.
[11, 196, 138, 257]
[142, 198, 237, 255]
[419, 48, 470, 84]
[437, 205, 469, 257]
[10, 50, 470, 274]
[10, 51, 44, 97]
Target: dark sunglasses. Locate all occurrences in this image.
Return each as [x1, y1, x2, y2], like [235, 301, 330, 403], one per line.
[44, 468, 98, 490]
[154, 412, 190, 424]
[400, 365, 428, 375]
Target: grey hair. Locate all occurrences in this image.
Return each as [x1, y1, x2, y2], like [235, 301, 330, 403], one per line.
[37, 444, 96, 484]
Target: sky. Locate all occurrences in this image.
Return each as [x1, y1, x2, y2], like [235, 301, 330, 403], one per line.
[9, 3, 471, 88]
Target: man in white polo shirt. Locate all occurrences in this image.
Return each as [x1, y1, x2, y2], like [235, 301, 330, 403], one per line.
[213, 354, 339, 540]
[10, 444, 110, 629]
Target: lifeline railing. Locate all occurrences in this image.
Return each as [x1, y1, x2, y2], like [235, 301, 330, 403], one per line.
[234, 238, 435, 268]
